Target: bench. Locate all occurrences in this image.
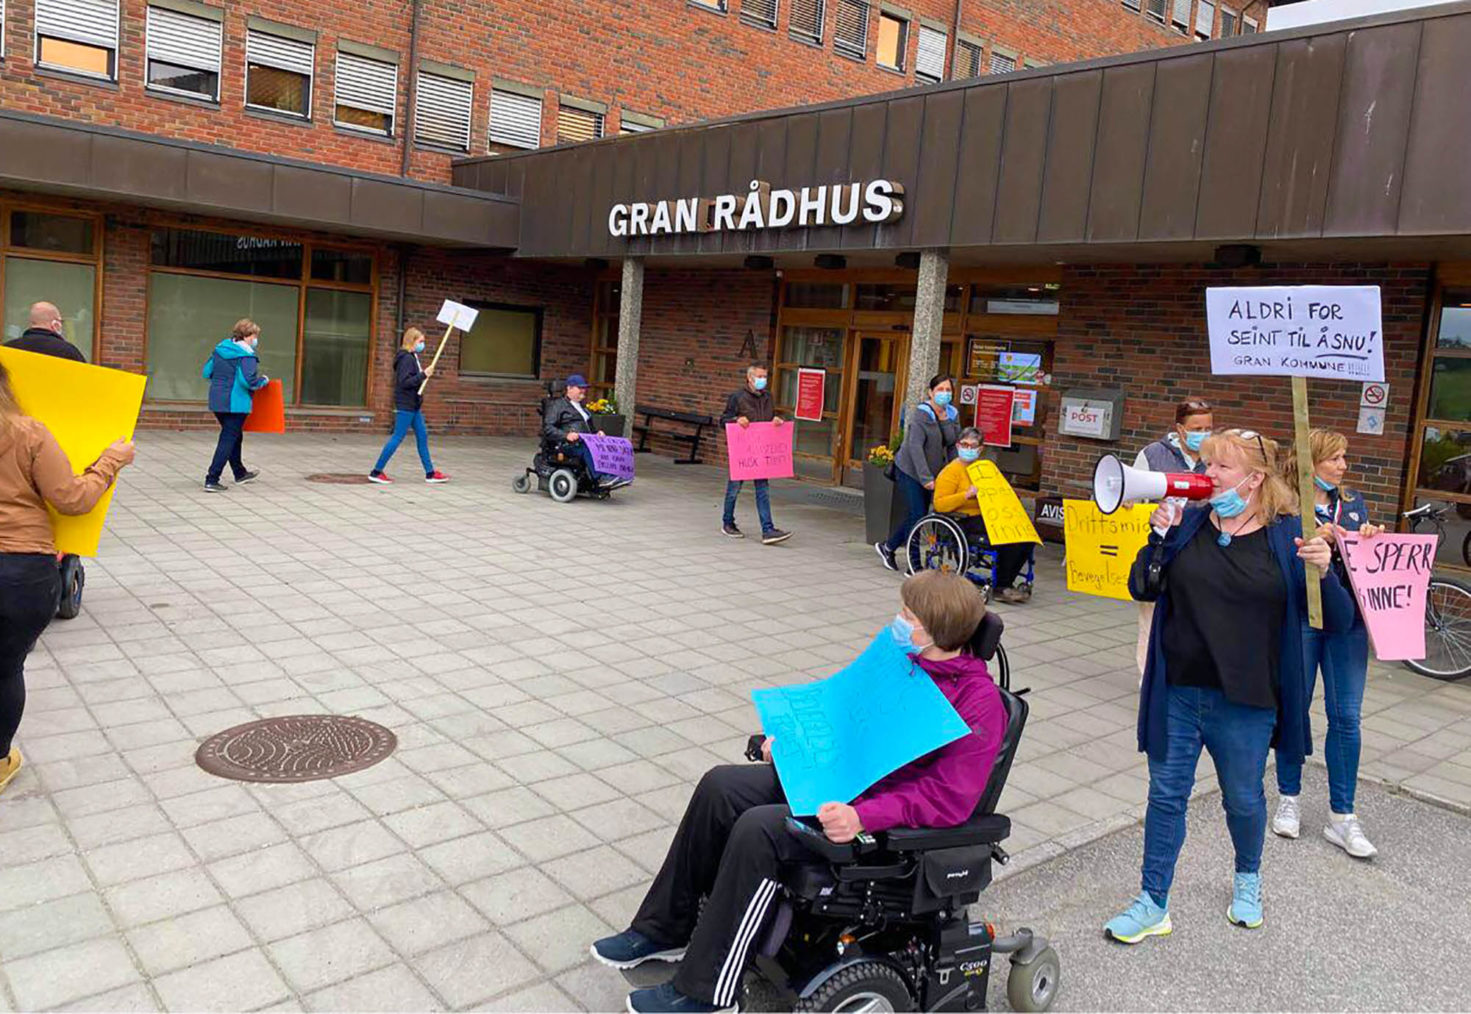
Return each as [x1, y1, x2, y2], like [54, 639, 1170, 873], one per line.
[632, 404, 717, 465]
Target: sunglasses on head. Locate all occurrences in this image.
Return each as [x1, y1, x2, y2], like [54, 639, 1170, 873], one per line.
[1223, 428, 1270, 464]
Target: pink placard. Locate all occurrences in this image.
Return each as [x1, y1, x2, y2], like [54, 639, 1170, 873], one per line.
[1339, 533, 1438, 661]
[725, 421, 795, 480]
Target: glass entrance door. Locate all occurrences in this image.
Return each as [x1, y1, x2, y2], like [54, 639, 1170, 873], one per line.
[841, 333, 908, 485]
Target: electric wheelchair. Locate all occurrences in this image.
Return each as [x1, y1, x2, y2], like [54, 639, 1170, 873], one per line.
[741, 611, 1059, 1012]
[510, 380, 617, 503]
[904, 515, 1035, 604]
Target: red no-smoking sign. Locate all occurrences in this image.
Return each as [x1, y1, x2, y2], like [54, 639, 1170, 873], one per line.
[1361, 383, 1388, 408]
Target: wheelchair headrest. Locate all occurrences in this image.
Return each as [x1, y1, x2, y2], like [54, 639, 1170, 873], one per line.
[974, 686, 1028, 818]
[966, 610, 1004, 663]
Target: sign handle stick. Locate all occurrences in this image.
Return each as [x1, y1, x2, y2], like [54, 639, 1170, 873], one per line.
[417, 324, 455, 396]
[1292, 376, 1324, 630]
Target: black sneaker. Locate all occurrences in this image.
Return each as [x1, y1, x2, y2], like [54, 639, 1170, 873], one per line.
[626, 981, 734, 1014]
[234, 470, 260, 484]
[722, 523, 744, 539]
[590, 929, 686, 970]
[875, 541, 898, 571]
[761, 529, 793, 545]
[203, 481, 228, 493]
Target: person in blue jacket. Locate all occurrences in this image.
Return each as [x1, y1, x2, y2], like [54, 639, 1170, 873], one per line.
[201, 319, 268, 492]
[1104, 428, 1351, 944]
[1272, 428, 1383, 858]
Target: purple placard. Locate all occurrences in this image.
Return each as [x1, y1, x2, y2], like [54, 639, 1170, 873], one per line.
[580, 433, 635, 480]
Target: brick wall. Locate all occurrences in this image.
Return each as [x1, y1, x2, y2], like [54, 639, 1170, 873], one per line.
[1041, 262, 1431, 522]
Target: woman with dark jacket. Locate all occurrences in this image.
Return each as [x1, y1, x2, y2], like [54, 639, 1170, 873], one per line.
[369, 327, 450, 484]
[201, 319, 268, 493]
[1104, 429, 1351, 944]
[875, 374, 960, 571]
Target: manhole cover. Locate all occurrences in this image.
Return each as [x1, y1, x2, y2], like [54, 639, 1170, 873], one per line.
[196, 715, 396, 783]
[305, 473, 373, 484]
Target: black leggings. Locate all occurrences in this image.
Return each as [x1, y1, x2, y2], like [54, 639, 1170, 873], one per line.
[956, 514, 1034, 590]
[0, 554, 59, 756]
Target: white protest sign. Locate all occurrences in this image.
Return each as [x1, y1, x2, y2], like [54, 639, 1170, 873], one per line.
[435, 299, 477, 330]
[1205, 285, 1384, 383]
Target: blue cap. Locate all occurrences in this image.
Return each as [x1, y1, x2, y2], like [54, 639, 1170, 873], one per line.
[566, 374, 589, 388]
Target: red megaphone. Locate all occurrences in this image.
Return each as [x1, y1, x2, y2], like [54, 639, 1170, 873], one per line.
[1092, 454, 1215, 515]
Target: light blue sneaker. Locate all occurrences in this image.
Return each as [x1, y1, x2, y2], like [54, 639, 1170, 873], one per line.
[1103, 891, 1172, 944]
[1227, 872, 1263, 928]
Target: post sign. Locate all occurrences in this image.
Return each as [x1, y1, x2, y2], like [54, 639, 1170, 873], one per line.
[795, 368, 826, 422]
[1059, 399, 1111, 439]
[975, 386, 1015, 447]
[1205, 285, 1384, 382]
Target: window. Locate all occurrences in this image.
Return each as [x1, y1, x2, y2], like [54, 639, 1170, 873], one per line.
[953, 37, 982, 78]
[1122, 0, 1141, 10]
[459, 303, 542, 378]
[414, 67, 473, 151]
[1242, 14, 1258, 32]
[334, 49, 398, 136]
[690, 0, 727, 9]
[619, 111, 664, 135]
[741, 0, 778, 30]
[1145, 0, 1166, 21]
[246, 26, 314, 118]
[1, 208, 101, 361]
[558, 104, 603, 145]
[146, 4, 222, 101]
[915, 25, 946, 83]
[876, 11, 907, 72]
[1220, 6, 1237, 33]
[1171, 0, 1191, 31]
[789, 0, 823, 43]
[1195, 0, 1214, 35]
[989, 50, 1015, 74]
[35, 0, 119, 79]
[489, 87, 542, 151]
[834, 0, 869, 58]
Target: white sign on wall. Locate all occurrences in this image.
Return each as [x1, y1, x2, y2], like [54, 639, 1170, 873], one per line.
[1205, 285, 1384, 382]
[608, 178, 904, 237]
[1060, 400, 1111, 439]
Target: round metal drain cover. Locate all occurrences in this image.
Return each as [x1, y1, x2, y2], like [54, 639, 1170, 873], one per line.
[305, 473, 373, 484]
[196, 715, 396, 783]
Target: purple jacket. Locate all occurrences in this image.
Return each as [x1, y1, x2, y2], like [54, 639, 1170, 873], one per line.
[852, 652, 1007, 833]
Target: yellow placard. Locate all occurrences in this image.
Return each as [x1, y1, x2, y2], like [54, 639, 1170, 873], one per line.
[0, 347, 146, 557]
[964, 459, 1041, 546]
[1062, 499, 1155, 601]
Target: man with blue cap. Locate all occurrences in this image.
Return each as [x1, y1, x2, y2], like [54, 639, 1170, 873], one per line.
[543, 374, 628, 489]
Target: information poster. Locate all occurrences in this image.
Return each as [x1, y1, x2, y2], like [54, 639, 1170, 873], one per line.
[967, 338, 1007, 380]
[975, 386, 1015, 447]
[795, 368, 826, 422]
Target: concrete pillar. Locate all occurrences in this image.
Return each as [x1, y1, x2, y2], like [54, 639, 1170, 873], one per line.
[613, 257, 644, 439]
[904, 248, 949, 411]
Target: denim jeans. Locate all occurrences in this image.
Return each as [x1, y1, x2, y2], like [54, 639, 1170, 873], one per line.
[883, 469, 932, 553]
[373, 410, 434, 475]
[723, 479, 774, 533]
[1141, 685, 1277, 906]
[207, 412, 248, 484]
[0, 554, 59, 755]
[1276, 622, 1369, 813]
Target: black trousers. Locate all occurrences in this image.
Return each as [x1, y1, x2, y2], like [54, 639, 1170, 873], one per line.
[956, 514, 1034, 590]
[0, 554, 59, 756]
[631, 765, 810, 1008]
[207, 411, 248, 484]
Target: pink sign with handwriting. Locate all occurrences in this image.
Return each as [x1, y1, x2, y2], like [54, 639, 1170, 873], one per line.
[1339, 533, 1437, 661]
[725, 421, 795, 481]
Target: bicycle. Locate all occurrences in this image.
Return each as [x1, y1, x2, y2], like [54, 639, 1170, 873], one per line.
[1399, 503, 1471, 681]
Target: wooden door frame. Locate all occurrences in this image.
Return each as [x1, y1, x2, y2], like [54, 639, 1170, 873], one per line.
[837, 330, 910, 486]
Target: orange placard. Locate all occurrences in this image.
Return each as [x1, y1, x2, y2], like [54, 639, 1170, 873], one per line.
[243, 379, 285, 433]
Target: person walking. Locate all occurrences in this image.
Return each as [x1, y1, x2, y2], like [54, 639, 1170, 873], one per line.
[4, 302, 87, 362]
[201, 320, 268, 493]
[1272, 428, 1382, 858]
[369, 327, 450, 485]
[875, 374, 959, 571]
[719, 364, 791, 545]
[1132, 398, 1214, 677]
[0, 361, 133, 796]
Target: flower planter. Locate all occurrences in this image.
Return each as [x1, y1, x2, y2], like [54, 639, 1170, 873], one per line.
[863, 461, 907, 546]
[591, 414, 627, 438]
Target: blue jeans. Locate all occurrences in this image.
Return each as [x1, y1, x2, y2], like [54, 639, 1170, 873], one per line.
[373, 410, 434, 475]
[723, 479, 774, 533]
[1141, 686, 1277, 906]
[207, 412, 247, 484]
[1276, 623, 1369, 813]
[884, 469, 932, 552]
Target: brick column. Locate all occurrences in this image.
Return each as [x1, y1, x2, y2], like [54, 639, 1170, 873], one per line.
[614, 257, 644, 439]
[904, 248, 949, 410]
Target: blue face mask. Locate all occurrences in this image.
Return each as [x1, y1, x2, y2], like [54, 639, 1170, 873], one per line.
[1210, 477, 1252, 519]
[933, 391, 952, 407]
[753, 377, 768, 391]
[957, 446, 980, 462]
[1314, 475, 1336, 493]
[888, 613, 929, 653]
[1184, 430, 1209, 453]
[414, 341, 426, 353]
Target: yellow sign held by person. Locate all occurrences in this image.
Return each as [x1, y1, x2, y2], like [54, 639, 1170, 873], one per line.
[1062, 499, 1155, 601]
[964, 460, 1041, 546]
[0, 347, 145, 557]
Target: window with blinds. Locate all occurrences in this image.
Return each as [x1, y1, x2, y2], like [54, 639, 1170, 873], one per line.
[247, 29, 314, 117]
[35, 0, 119, 79]
[558, 105, 603, 145]
[1242, 14, 1258, 32]
[1171, 0, 1191, 29]
[988, 51, 1015, 74]
[915, 25, 945, 83]
[620, 119, 655, 134]
[1145, 0, 1166, 21]
[489, 88, 542, 150]
[953, 38, 982, 78]
[335, 51, 398, 136]
[741, 0, 778, 30]
[414, 71, 473, 151]
[834, 0, 869, 58]
[1220, 6, 1237, 33]
[689, 0, 727, 9]
[1194, 0, 1214, 34]
[788, 0, 823, 43]
[146, 6, 221, 99]
[1121, 0, 1141, 10]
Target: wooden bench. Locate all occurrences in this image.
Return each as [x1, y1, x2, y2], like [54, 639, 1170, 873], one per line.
[632, 404, 717, 465]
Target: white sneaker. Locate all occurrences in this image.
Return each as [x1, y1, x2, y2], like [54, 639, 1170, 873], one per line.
[1323, 815, 1378, 859]
[1272, 795, 1300, 839]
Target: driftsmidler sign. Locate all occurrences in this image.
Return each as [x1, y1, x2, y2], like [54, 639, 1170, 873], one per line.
[607, 179, 905, 237]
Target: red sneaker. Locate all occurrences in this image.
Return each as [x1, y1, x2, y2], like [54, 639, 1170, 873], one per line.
[425, 471, 451, 484]
[368, 472, 393, 484]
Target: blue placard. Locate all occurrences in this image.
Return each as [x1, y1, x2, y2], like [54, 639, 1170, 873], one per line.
[751, 632, 973, 816]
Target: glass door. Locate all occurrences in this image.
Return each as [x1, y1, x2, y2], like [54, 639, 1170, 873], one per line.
[1407, 286, 1471, 568]
[841, 333, 908, 485]
[775, 325, 846, 482]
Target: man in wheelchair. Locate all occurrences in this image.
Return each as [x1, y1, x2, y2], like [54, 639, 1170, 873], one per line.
[592, 572, 1053, 1013]
[542, 373, 628, 491]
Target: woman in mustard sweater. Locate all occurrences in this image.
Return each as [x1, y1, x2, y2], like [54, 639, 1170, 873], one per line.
[932, 427, 1035, 604]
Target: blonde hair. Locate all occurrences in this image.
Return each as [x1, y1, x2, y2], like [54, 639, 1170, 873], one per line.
[900, 571, 987, 651]
[1283, 428, 1350, 497]
[1200, 428, 1297, 521]
[231, 319, 260, 341]
[402, 326, 425, 351]
[0, 361, 22, 436]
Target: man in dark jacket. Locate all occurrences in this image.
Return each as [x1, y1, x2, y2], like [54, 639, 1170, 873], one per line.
[4, 303, 86, 362]
[543, 374, 627, 489]
[719, 365, 791, 545]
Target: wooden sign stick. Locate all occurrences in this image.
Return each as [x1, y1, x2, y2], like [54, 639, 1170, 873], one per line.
[417, 324, 455, 396]
[1291, 375, 1324, 630]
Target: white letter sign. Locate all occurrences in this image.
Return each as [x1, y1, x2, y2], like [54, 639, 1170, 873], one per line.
[1205, 285, 1384, 383]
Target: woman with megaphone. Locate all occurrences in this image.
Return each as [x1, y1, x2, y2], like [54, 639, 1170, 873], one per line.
[1103, 428, 1353, 946]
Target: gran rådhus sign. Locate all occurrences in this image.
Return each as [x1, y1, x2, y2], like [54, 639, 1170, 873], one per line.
[607, 179, 905, 237]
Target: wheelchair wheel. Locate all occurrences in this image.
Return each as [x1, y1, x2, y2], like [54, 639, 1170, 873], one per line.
[1006, 946, 1060, 1013]
[905, 515, 970, 577]
[548, 468, 579, 503]
[511, 473, 532, 494]
[56, 555, 84, 620]
[797, 961, 915, 1012]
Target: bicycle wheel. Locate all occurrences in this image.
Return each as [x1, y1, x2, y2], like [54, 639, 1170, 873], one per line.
[1404, 576, 1471, 681]
[1462, 529, 1471, 568]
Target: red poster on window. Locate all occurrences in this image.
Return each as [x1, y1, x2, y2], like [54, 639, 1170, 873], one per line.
[795, 368, 826, 422]
[975, 385, 1015, 447]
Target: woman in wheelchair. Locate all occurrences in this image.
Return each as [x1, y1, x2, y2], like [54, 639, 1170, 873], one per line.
[592, 572, 1008, 1014]
[543, 373, 627, 489]
[931, 427, 1035, 604]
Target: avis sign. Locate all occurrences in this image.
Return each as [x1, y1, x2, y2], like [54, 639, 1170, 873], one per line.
[1205, 285, 1384, 382]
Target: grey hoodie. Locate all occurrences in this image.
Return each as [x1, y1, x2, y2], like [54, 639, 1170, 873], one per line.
[894, 402, 960, 485]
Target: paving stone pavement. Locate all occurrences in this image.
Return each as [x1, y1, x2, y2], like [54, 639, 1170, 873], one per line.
[1, 431, 1468, 1012]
